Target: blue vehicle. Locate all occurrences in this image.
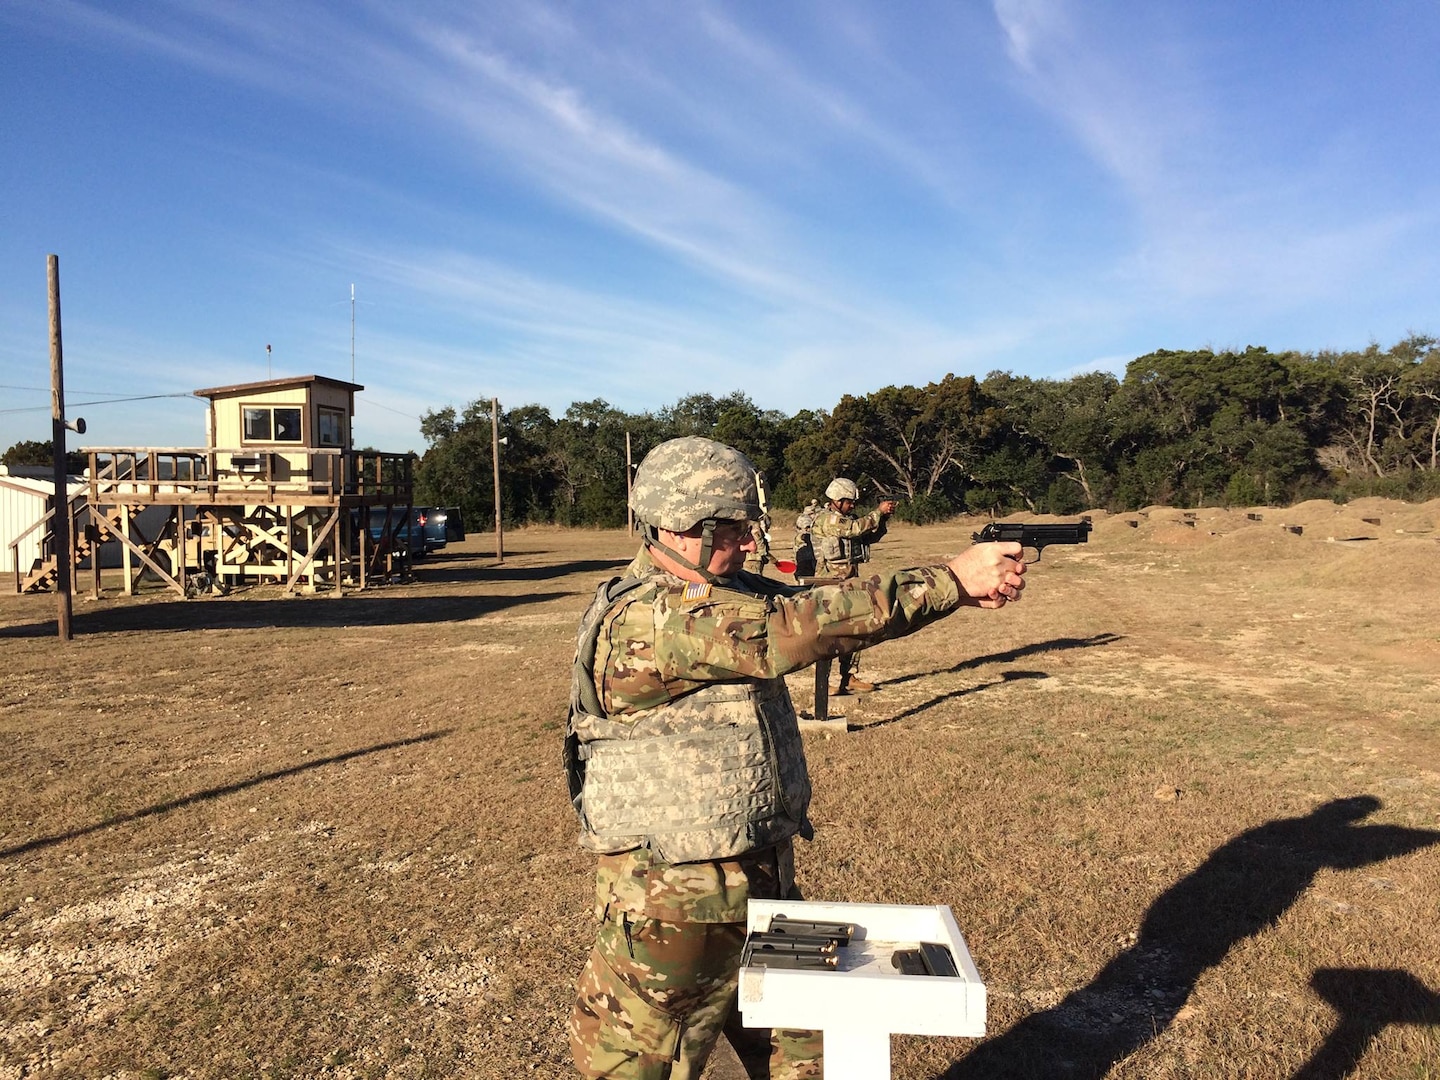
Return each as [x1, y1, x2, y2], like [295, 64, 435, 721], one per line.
[419, 507, 449, 552]
[365, 505, 426, 560]
[441, 506, 465, 542]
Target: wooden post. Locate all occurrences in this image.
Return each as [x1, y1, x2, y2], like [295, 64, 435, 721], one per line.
[91, 507, 101, 599]
[121, 506, 134, 595]
[491, 396, 504, 564]
[334, 505, 346, 598]
[66, 496, 79, 607]
[47, 255, 72, 641]
[358, 510, 367, 590]
[626, 430, 634, 533]
[174, 507, 186, 596]
[814, 658, 831, 723]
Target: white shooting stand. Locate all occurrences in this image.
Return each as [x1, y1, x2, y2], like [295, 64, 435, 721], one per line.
[739, 899, 986, 1080]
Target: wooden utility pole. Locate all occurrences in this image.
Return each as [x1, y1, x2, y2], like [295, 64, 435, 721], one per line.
[626, 430, 634, 532]
[48, 254, 73, 641]
[491, 396, 504, 564]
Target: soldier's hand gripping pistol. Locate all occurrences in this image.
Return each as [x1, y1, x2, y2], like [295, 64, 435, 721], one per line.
[971, 518, 1092, 562]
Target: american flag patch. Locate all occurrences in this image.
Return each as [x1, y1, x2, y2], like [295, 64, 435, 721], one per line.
[683, 581, 712, 602]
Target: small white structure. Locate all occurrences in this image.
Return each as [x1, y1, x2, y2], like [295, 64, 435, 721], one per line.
[1, 469, 84, 578]
[740, 899, 986, 1079]
[2, 468, 180, 584]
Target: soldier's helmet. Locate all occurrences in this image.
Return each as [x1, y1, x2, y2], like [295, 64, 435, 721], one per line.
[630, 437, 762, 533]
[825, 478, 860, 502]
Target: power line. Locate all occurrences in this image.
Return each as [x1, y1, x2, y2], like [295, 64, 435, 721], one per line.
[1, 383, 193, 396]
[5, 384, 421, 424]
[361, 398, 422, 421]
[0, 392, 199, 416]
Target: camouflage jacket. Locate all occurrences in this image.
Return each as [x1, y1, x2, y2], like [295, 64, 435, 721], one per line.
[742, 518, 772, 575]
[792, 501, 821, 548]
[582, 545, 962, 922]
[809, 506, 889, 571]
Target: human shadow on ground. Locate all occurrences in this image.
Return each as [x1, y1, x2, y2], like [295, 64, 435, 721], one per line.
[411, 557, 631, 586]
[419, 548, 554, 562]
[852, 671, 1050, 730]
[881, 633, 1123, 691]
[938, 796, 1440, 1080]
[1292, 968, 1440, 1080]
[0, 730, 452, 860]
[0, 589, 568, 637]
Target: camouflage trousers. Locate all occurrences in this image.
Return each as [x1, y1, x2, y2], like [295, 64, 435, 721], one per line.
[821, 562, 860, 682]
[569, 911, 823, 1079]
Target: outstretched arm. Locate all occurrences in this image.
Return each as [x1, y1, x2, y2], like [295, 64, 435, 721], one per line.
[814, 506, 890, 540]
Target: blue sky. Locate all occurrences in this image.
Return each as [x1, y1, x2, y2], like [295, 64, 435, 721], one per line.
[2, 1, 1437, 454]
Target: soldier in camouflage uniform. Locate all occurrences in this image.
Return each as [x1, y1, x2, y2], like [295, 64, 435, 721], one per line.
[741, 514, 773, 576]
[566, 437, 1026, 1079]
[807, 479, 899, 695]
[790, 500, 821, 580]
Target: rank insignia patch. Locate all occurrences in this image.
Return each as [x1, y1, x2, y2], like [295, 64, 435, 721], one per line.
[683, 582, 712, 602]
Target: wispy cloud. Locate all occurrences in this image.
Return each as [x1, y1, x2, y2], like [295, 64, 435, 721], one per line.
[29, 2, 992, 328]
[6, 2, 1044, 370]
[992, 0, 1209, 199]
[408, 55, 794, 295]
[692, 3, 970, 206]
[4, 0, 1436, 454]
[989, 0, 1440, 310]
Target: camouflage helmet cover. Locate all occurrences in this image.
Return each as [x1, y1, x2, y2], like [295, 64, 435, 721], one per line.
[630, 436, 762, 532]
[825, 477, 860, 502]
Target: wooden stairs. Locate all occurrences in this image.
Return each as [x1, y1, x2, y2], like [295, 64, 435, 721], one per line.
[18, 505, 123, 594]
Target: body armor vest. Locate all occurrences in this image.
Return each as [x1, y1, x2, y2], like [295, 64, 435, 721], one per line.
[793, 503, 818, 546]
[815, 509, 884, 569]
[566, 574, 813, 864]
[815, 527, 868, 567]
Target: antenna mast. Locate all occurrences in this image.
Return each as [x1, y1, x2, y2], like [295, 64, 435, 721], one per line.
[350, 283, 356, 383]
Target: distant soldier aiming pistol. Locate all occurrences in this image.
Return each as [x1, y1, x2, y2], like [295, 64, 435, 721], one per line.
[809, 478, 897, 695]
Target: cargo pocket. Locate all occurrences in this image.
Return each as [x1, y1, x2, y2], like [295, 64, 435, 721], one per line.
[569, 941, 682, 1079]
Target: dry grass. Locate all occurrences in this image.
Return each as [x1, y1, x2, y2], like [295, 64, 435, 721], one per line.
[2, 504, 1438, 1079]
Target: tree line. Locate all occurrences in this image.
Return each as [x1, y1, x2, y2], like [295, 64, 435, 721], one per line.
[412, 337, 1440, 528]
[5, 336, 1428, 528]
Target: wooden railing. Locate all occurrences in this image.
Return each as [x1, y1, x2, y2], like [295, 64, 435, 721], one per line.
[85, 448, 415, 502]
[9, 487, 88, 594]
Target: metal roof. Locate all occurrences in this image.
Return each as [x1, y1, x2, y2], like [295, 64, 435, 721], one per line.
[192, 374, 364, 398]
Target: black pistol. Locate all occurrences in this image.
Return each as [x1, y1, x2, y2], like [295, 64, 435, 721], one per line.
[971, 518, 1092, 562]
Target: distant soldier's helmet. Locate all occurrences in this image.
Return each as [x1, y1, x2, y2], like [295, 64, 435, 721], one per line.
[825, 478, 860, 502]
[630, 437, 762, 533]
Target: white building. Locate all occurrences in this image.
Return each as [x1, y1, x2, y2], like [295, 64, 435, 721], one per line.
[0, 468, 84, 579]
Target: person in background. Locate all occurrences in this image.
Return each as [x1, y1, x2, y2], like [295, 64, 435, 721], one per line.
[790, 498, 820, 580]
[743, 513, 773, 575]
[807, 478, 898, 694]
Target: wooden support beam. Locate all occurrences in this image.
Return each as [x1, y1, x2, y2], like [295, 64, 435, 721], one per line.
[90, 506, 101, 599]
[174, 506, 186, 595]
[284, 508, 340, 595]
[106, 513, 185, 597]
[127, 513, 172, 594]
[121, 504, 134, 595]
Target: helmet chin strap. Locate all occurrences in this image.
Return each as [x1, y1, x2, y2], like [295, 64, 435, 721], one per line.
[642, 521, 730, 585]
